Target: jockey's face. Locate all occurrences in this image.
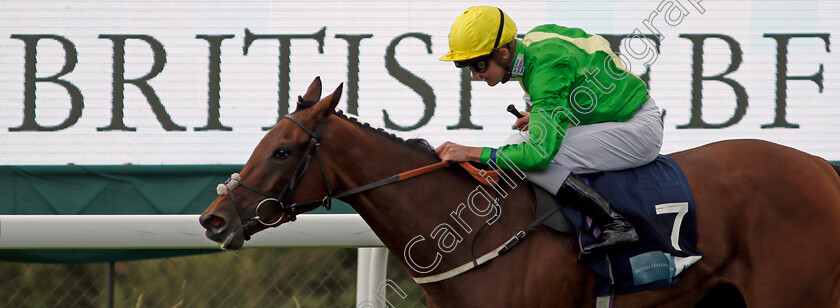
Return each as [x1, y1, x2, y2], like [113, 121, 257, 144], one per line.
[471, 58, 507, 86]
[469, 46, 511, 87]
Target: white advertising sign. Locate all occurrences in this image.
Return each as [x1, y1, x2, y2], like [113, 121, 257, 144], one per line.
[0, 0, 837, 164]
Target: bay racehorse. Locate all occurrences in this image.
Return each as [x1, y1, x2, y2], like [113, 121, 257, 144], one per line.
[200, 77, 840, 307]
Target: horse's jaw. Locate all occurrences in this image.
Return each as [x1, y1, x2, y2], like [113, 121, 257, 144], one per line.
[219, 226, 246, 250]
[202, 220, 247, 250]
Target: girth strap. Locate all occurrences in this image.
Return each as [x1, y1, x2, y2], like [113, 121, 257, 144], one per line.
[412, 204, 562, 284]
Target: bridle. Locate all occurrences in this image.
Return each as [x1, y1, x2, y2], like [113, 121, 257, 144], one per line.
[215, 111, 466, 241]
[216, 112, 335, 240]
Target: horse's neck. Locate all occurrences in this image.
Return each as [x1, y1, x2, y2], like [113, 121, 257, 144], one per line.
[327, 125, 537, 279]
[330, 134, 465, 248]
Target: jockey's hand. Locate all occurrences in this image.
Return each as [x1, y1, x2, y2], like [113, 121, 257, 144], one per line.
[435, 142, 482, 163]
[513, 111, 530, 131]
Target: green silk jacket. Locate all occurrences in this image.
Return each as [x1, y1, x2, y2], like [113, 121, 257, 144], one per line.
[481, 25, 650, 171]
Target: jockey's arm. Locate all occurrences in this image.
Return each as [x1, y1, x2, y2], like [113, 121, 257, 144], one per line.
[480, 103, 568, 171]
[480, 56, 575, 171]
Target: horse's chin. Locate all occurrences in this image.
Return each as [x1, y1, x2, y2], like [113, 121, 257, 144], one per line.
[220, 227, 246, 250]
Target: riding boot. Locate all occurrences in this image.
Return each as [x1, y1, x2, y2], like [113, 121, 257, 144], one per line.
[555, 174, 639, 256]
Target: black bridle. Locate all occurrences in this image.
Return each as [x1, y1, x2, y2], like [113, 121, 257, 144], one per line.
[216, 113, 332, 240]
[216, 112, 447, 241]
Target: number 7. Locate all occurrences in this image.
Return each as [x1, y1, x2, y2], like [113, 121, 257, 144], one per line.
[655, 202, 689, 251]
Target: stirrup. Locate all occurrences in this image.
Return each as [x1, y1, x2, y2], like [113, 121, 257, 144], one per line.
[577, 235, 603, 261]
[578, 228, 639, 259]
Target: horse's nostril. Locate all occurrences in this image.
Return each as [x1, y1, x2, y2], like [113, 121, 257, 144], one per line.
[209, 216, 225, 228]
[201, 214, 226, 230]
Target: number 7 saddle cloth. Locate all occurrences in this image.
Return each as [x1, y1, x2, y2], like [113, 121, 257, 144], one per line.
[561, 155, 703, 296]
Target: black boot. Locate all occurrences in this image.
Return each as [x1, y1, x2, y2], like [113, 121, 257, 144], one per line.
[555, 174, 639, 256]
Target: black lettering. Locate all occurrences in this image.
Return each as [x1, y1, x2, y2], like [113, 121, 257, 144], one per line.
[244, 27, 326, 130]
[761, 33, 831, 129]
[97, 35, 184, 131]
[335, 34, 373, 116]
[9, 35, 83, 131]
[446, 68, 482, 130]
[677, 34, 747, 129]
[383, 33, 435, 131]
[195, 34, 235, 131]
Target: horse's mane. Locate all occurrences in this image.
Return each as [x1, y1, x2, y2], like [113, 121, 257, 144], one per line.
[331, 110, 437, 156]
[294, 99, 436, 156]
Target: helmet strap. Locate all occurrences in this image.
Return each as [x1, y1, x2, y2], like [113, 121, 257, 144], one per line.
[493, 7, 510, 83]
[492, 8, 504, 49]
[496, 41, 514, 84]
[501, 66, 512, 84]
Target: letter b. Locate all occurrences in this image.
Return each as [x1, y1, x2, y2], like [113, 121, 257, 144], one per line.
[10, 35, 83, 131]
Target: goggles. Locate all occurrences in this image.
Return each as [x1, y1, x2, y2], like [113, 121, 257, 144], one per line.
[455, 53, 494, 73]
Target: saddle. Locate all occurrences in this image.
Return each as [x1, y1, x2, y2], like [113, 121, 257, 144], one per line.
[464, 156, 703, 297]
[534, 185, 575, 234]
[455, 161, 574, 234]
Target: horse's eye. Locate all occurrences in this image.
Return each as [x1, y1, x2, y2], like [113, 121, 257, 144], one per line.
[274, 149, 290, 159]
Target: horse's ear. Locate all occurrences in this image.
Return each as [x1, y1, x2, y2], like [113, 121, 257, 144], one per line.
[328, 83, 343, 111]
[311, 83, 343, 120]
[301, 76, 322, 103]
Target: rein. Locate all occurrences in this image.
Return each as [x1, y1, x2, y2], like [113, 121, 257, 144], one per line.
[215, 111, 552, 284]
[216, 113, 500, 240]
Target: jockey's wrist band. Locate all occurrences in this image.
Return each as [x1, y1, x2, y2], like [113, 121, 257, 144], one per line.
[489, 148, 498, 165]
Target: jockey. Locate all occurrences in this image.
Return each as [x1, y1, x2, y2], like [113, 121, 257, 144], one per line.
[435, 6, 664, 255]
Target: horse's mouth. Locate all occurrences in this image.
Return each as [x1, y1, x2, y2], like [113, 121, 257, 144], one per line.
[221, 228, 245, 250]
[206, 226, 246, 250]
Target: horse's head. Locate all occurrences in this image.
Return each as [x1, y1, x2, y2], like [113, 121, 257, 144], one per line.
[199, 76, 344, 249]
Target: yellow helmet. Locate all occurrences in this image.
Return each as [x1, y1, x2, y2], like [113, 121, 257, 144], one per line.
[440, 6, 517, 62]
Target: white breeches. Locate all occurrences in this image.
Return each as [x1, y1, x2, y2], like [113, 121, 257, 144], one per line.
[505, 98, 664, 193]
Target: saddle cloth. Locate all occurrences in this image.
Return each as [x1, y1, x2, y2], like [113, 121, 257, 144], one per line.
[558, 155, 703, 296]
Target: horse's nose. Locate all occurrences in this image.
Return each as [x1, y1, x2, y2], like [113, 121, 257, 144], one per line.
[200, 214, 227, 234]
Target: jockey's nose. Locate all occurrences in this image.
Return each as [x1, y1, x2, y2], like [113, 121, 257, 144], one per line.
[471, 71, 481, 80]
